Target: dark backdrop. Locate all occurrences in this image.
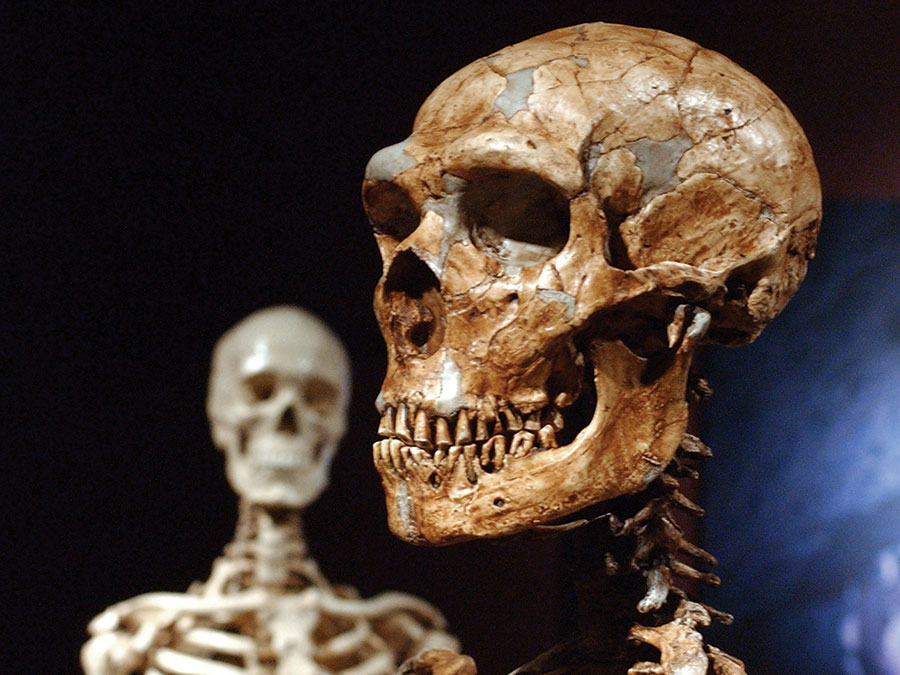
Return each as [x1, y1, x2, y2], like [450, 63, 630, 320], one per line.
[6, 2, 898, 672]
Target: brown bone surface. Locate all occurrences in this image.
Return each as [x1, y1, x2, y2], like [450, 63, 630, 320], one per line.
[363, 23, 821, 545]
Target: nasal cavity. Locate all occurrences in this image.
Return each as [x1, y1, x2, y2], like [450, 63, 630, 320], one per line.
[383, 250, 444, 356]
[278, 407, 298, 433]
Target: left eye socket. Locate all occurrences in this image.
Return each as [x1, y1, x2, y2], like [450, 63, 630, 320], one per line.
[461, 172, 570, 268]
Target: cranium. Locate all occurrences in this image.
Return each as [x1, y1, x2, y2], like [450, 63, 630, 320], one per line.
[363, 23, 821, 545]
[207, 306, 351, 508]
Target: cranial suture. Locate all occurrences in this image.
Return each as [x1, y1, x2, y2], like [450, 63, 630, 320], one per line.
[363, 23, 821, 547]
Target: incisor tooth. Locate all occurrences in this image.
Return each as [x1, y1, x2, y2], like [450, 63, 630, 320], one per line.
[372, 441, 381, 465]
[378, 407, 395, 437]
[475, 415, 489, 441]
[389, 439, 403, 470]
[511, 430, 534, 457]
[433, 448, 446, 467]
[446, 446, 461, 474]
[455, 410, 472, 444]
[414, 409, 431, 446]
[538, 424, 558, 449]
[395, 403, 413, 444]
[435, 417, 452, 449]
[401, 445, 412, 468]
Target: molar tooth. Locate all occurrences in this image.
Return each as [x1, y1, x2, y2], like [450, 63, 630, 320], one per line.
[395, 403, 413, 444]
[435, 417, 452, 449]
[510, 430, 535, 457]
[455, 409, 473, 444]
[538, 424, 558, 449]
[548, 408, 564, 431]
[475, 415, 489, 441]
[378, 407, 395, 437]
[524, 412, 541, 431]
[502, 405, 522, 431]
[414, 409, 432, 447]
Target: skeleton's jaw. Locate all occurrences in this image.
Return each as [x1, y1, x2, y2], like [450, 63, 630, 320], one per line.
[373, 337, 698, 545]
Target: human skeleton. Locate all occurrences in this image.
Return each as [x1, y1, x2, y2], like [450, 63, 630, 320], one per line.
[82, 306, 458, 674]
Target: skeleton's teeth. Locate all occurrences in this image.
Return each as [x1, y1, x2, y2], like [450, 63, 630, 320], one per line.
[389, 439, 403, 470]
[414, 409, 431, 447]
[484, 435, 506, 468]
[539, 424, 558, 449]
[502, 405, 522, 431]
[435, 417, 452, 449]
[511, 430, 535, 457]
[378, 408, 395, 437]
[475, 415, 489, 441]
[524, 412, 541, 431]
[433, 448, 446, 467]
[455, 409, 472, 444]
[463, 444, 478, 483]
[395, 403, 413, 444]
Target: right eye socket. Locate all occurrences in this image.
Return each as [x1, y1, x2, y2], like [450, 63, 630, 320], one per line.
[363, 182, 419, 241]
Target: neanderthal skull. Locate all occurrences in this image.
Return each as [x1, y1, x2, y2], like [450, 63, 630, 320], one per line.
[207, 306, 351, 509]
[363, 23, 821, 545]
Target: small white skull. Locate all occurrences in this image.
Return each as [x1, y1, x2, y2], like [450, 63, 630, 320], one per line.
[207, 306, 351, 508]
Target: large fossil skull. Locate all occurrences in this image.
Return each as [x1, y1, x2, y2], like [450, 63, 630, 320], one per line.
[363, 23, 821, 544]
[207, 306, 351, 509]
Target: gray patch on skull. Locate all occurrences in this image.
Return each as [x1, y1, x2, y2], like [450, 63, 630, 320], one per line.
[537, 289, 576, 319]
[569, 56, 589, 67]
[365, 137, 417, 181]
[493, 68, 535, 118]
[626, 134, 693, 205]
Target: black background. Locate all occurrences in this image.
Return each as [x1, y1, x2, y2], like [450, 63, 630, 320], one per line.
[6, 1, 898, 672]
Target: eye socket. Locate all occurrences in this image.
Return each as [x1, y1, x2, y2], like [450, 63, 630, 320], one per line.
[244, 371, 276, 402]
[363, 181, 419, 241]
[461, 172, 570, 268]
[304, 377, 340, 415]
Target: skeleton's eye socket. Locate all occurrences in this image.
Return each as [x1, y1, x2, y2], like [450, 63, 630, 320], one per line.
[244, 372, 276, 401]
[304, 377, 339, 415]
[462, 172, 570, 268]
[363, 182, 419, 241]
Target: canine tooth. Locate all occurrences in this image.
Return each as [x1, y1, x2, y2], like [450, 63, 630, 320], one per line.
[435, 417, 452, 448]
[389, 439, 403, 470]
[502, 405, 522, 431]
[378, 407, 395, 437]
[455, 410, 472, 444]
[395, 403, 413, 444]
[538, 424, 558, 449]
[414, 409, 431, 446]
[524, 412, 541, 431]
[463, 444, 478, 483]
[475, 415, 489, 441]
[511, 430, 534, 457]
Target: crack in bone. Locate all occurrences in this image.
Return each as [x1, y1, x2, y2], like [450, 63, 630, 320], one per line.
[492, 67, 535, 118]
